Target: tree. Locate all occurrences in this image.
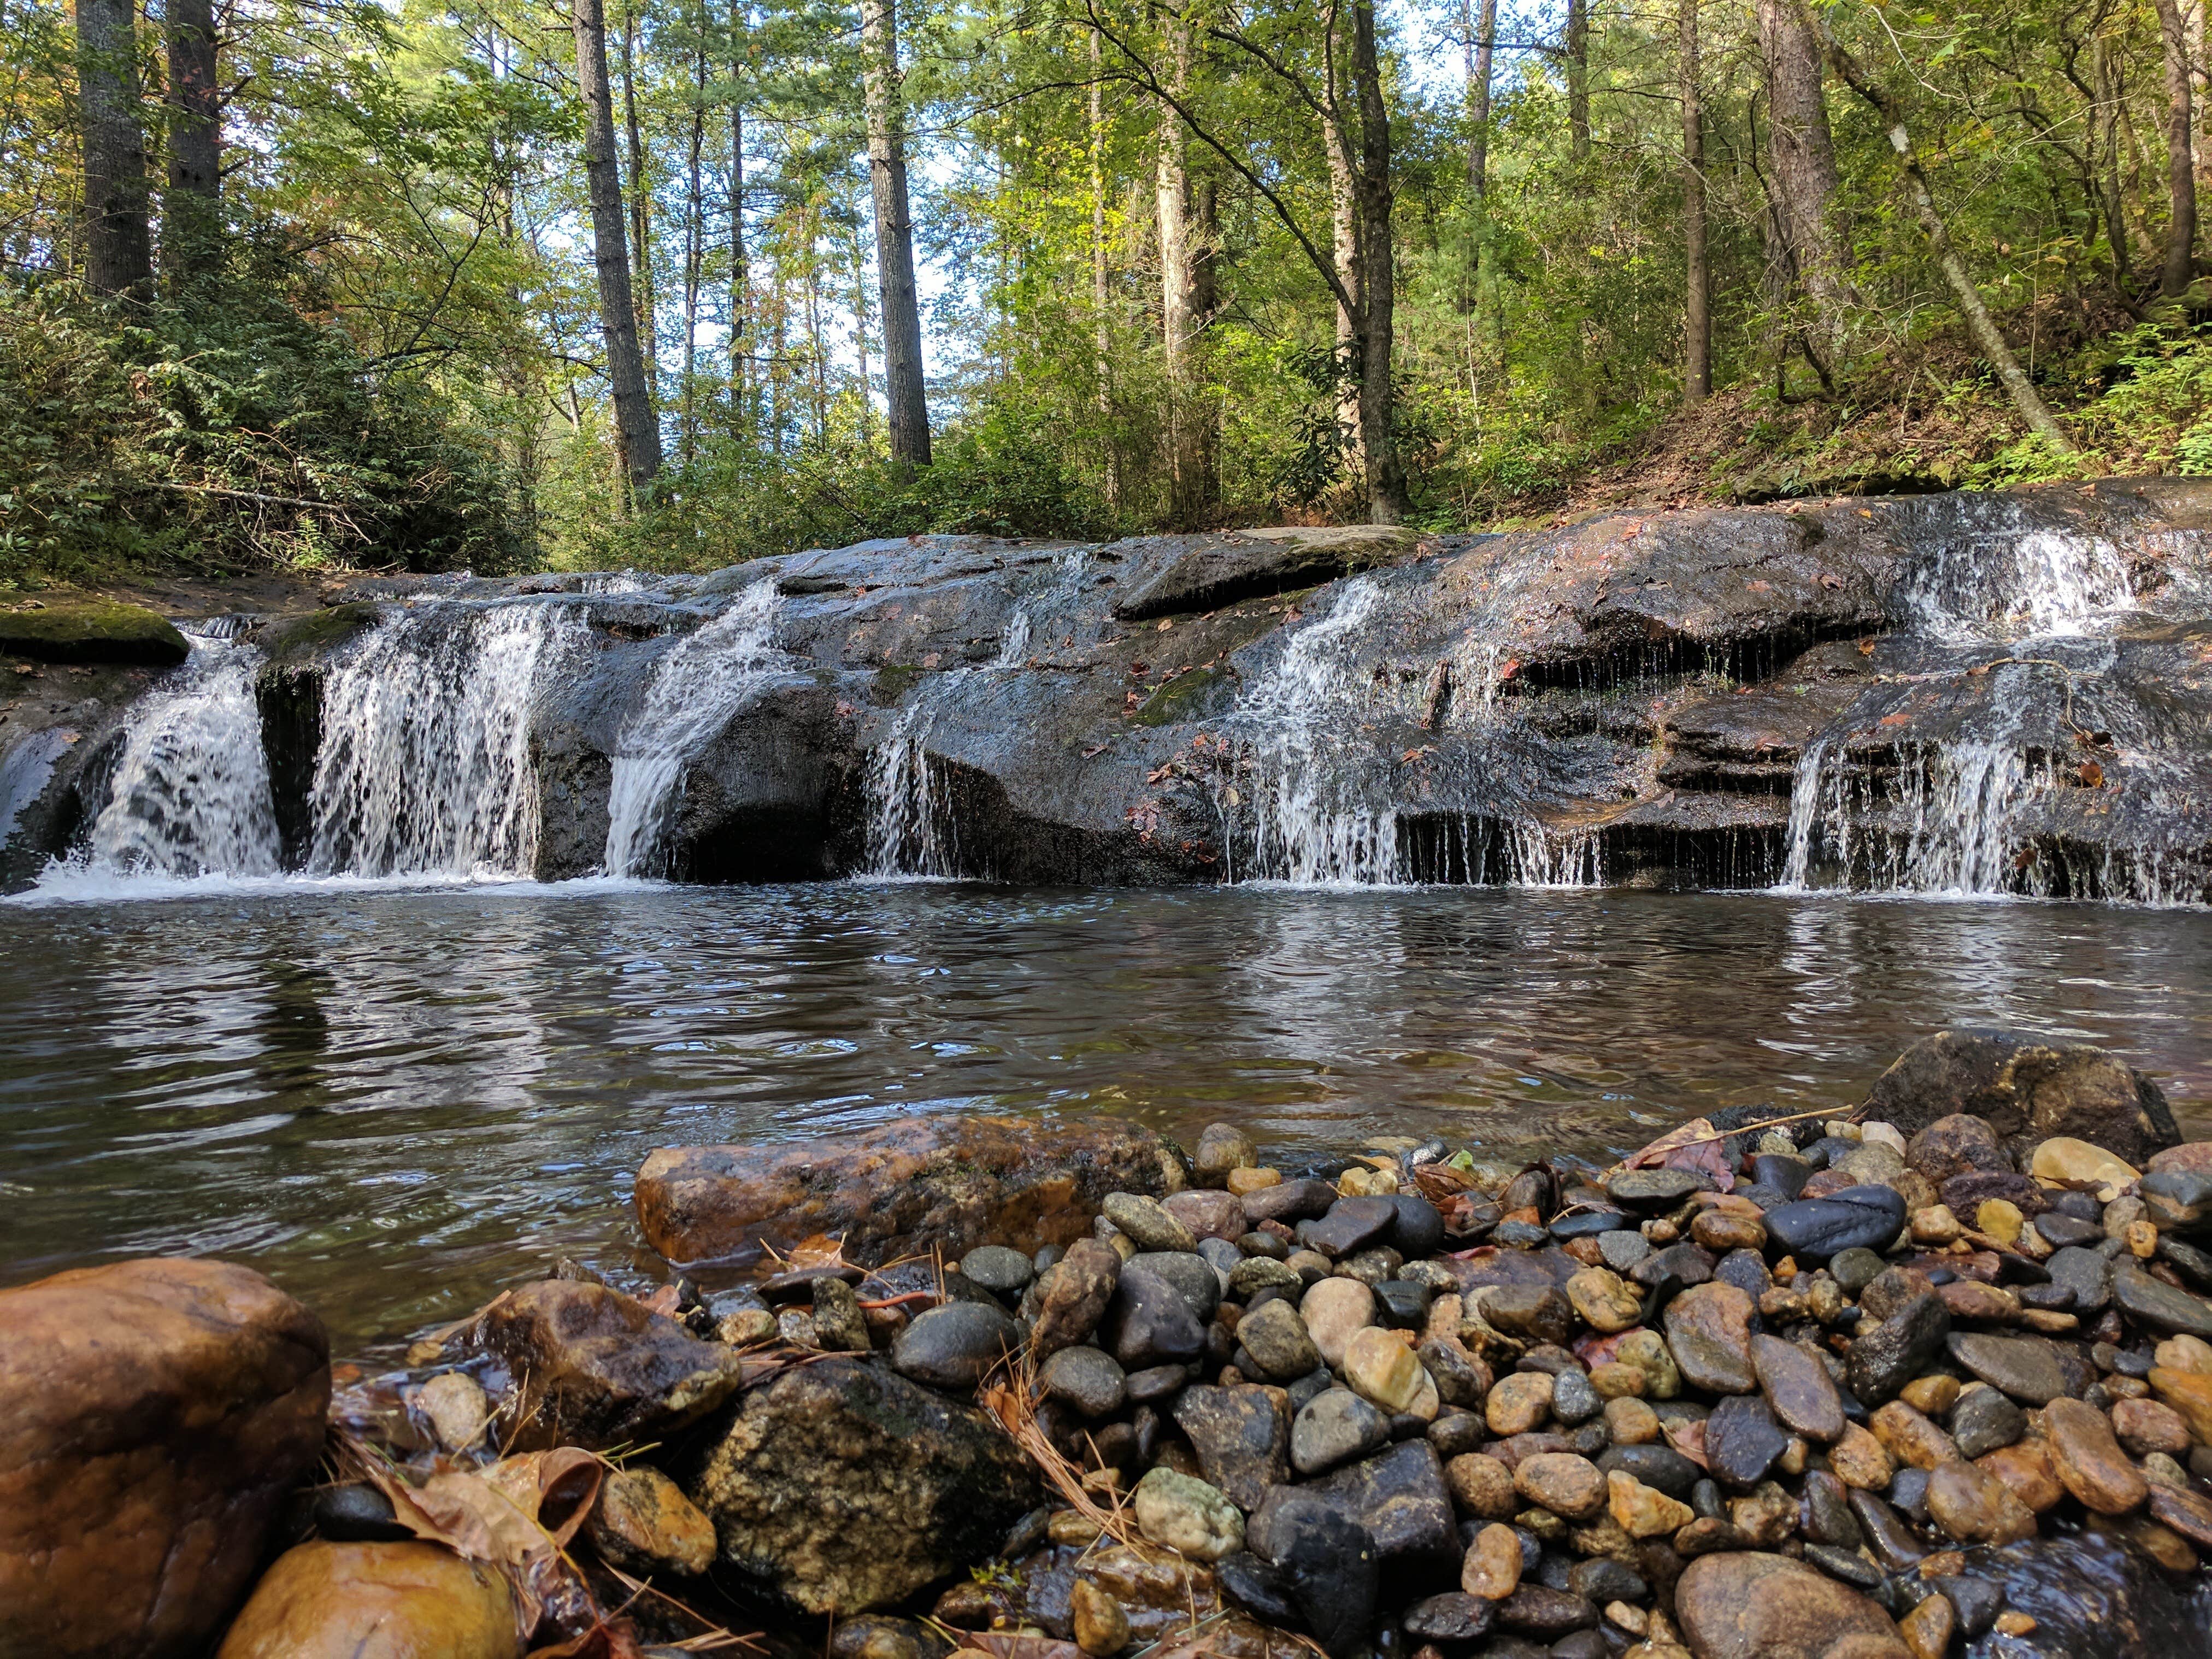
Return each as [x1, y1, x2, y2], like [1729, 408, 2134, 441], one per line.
[163, 0, 221, 278]
[1758, 0, 1849, 355]
[862, 0, 931, 466]
[1680, 0, 1708, 401]
[74, 0, 151, 297]
[573, 0, 664, 486]
[2151, 0, 2198, 296]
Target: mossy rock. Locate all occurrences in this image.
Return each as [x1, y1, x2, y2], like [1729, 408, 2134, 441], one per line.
[1132, 663, 1234, 727]
[256, 602, 382, 666]
[0, 599, 189, 666]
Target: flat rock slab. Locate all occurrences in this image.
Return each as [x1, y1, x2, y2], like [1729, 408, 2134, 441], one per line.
[636, 1115, 1179, 1265]
[1110, 527, 1419, 621]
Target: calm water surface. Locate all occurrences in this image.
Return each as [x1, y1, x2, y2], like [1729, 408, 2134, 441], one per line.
[4, 880, 2209, 1352]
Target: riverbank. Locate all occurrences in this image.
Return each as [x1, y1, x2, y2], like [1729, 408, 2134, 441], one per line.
[5, 1026, 2212, 1658]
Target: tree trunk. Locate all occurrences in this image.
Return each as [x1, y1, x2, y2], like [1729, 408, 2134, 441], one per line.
[1351, 0, 1404, 522]
[1323, 86, 1365, 480]
[2153, 0, 2198, 297]
[729, 0, 750, 430]
[805, 208, 826, 442]
[75, 0, 151, 297]
[851, 225, 873, 444]
[2089, 36, 2134, 289]
[1757, 0, 1849, 349]
[619, 10, 658, 396]
[682, 44, 705, 462]
[1156, 9, 1209, 525]
[1796, 0, 2075, 454]
[1464, 0, 1496, 210]
[572, 0, 663, 486]
[1566, 0, 1590, 163]
[861, 0, 931, 466]
[163, 0, 220, 278]
[1089, 28, 1116, 504]
[1680, 0, 1709, 402]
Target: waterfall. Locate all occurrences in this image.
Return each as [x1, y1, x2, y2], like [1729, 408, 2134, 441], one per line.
[1503, 822, 1603, 888]
[865, 549, 1093, 876]
[603, 580, 791, 878]
[1903, 527, 2134, 642]
[308, 601, 583, 879]
[84, 632, 281, 878]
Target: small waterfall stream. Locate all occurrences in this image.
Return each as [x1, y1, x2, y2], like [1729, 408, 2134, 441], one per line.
[603, 579, 791, 878]
[86, 630, 282, 878]
[308, 602, 584, 879]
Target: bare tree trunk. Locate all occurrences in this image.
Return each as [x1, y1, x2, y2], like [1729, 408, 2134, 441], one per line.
[573, 0, 663, 486]
[729, 0, 751, 430]
[1089, 29, 1117, 505]
[619, 10, 658, 396]
[1323, 79, 1365, 481]
[1351, 0, 1405, 521]
[163, 0, 220, 279]
[1156, 9, 1209, 525]
[805, 204, 826, 442]
[1681, 0, 1709, 402]
[2093, 34, 2134, 287]
[2153, 0, 2198, 296]
[1758, 0, 1850, 351]
[1566, 0, 1590, 163]
[75, 0, 151, 297]
[682, 43, 704, 462]
[861, 0, 931, 466]
[1464, 0, 1496, 213]
[769, 268, 787, 453]
[1798, 0, 2075, 452]
[851, 223, 873, 444]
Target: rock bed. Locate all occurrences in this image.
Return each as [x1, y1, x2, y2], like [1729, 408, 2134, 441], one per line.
[13, 1032, 2212, 1659]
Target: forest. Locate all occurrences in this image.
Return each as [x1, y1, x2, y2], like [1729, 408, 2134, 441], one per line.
[4, 0, 2212, 578]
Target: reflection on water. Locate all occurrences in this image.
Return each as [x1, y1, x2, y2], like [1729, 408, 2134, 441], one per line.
[3, 882, 2208, 1352]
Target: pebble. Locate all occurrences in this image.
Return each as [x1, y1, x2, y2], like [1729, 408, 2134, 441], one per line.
[1975, 1199, 2025, 1245]
[1305, 1197, 1399, 1258]
[1343, 1327, 1434, 1416]
[1599, 1231, 1652, 1273]
[1550, 1368, 1601, 1426]
[1292, 1387, 1390, 1475]
[1237, 1299, 1322, 1380]
[1266, 1497, 1378, 1659]
[1870, 1400, 1959, 1470]
[1105, 1192, 1198, 1254]
[960, 1245, 1036, 1295]
[891, 1301, 1019, 1390]
[1102, 1267, 1207, 1369]
[1749, 1334, 1843, 1442]
[1828, 1422, 1896, 1489]
[1226, 1166, 1282, 1197]
[1041, 1345, 1127, 1416]
[2029, 1137, 2139, 1201]
[1662, 1283, 1756, 1395]
[1195, 1123, 1257, 1183]
[417, 1371, 490, 1451]
[1514, 1453, 1607, 1521]
[1486, 1371, 1555, 1435]
[1132, 1467, 1244, 1559]
[2113, 1266, 2212, 1339]
[1603, 1397, 1660, 1445]
[1462, 1522, 1523, 1599]
[1945, 1331, 2066, 1404]
[1704, 1395, 1788, 1490]
[1925, 1458, 2037, 1545]
[1069, 1578, 1131, 1656]
[1614, 1329, 1681, 1399]
[1948, 1385, 2025, 1458]
[1566, 1268, 1642, 1334]
[1846, 1293, 1951, 1405]
[1898, 1590, 1954, 1659]
[2041, 1396, 2149, 1514]
[2111, 1396, 2192, 1457]
[1606, 1470, 1693, 1537]
[1299, 1278, 1376, 1367]
[1976, 1439, 2065, 1513]
[1762, 1185, 1907, 1261]
[1446, 1452, 1519, 1519]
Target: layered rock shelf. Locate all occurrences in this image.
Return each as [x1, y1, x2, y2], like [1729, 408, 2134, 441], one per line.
[7, 479, 2211, 898]
[7, 1026, 2212, 1658]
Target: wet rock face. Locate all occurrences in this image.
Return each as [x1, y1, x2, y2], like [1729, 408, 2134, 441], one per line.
[0, 1257, 331, 1659]
[473, 1278, 748, 1450]
[684, 1356, 1042, 1614]
[635, 1114, 1180, 1266]
[1866, 1029, 2182, 1166]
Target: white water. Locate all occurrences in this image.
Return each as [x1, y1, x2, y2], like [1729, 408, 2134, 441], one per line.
[309, 602, 584, 879]
[866, 550, 1093, 876]
[84, 633, 281, 878]
[603, 580, 791, 878]
[1903, 528, 2135, 643]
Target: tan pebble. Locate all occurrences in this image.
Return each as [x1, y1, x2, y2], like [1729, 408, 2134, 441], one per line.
[1901, 1374, 1959, 1416]
[1461, 1521, 1522, 1600]
[1915, 1549, 1966, 1578]
[2128, 1220, 2159, 1258]
[1994, 1613, 2037, 1637]
[1826, 1120, 1862, 1141]
[1225, 1167, 1281, 1196]
[1643, 1217, 1679, 1245]
[1872, 1400, 1960, 1470]
[1909, 1205, 1963, 1246]
[1779, 1436, 1808, 1476]
[2022, 1309, 2080, 1334]
[1605, 1396, 1661, 1445]
[1445, 1452, 1519, 1519]
[1772, 1255, 1798, 1281]
[1607, 1469, 1694, 1538]
[2030, 1137, 2140, 1202]
[2155, 1334, 2212, 1375]
[1898, 1591, 1954, 1659]
[1606, 1601, 1649, 1636]
[1829, 1422, 1896, 1490]
[1976, 1440, 2066, 1513]
[1590, 1362, 1648, 1400]
[416, 1370, 490, 1451]
[2129, 1516, 2199, 1572]
[718, 1308, 778, 1345]
[1485, 1370, 1554, 1436]
[1069, 1578, 1131, 1656]
[1048, 1510, 1103, 1546]
[1975, 1200, 2025, 1245]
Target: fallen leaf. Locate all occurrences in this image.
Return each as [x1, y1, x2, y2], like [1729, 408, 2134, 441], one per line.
[1623, 1117, 1720, 1170]
[1156, 617, 1174, 632]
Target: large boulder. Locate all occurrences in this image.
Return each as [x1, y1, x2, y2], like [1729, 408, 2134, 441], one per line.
[636, 1114, 1184, 1266]
[472, 1279, 748, 1450]
[1863, 1029, 2181, 1166]
[0, 1257, 331, 1659]
[1110, 526, 1420, 621]
[214, 1541, 519, 1659]
[0, 597, 189, 665]
[1672, 1551, 1908, 1659]
[683, 1356, 1042, 1614]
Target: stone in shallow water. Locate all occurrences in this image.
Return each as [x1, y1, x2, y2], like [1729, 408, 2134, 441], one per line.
[1925, 1458, 2037, 1546]
[892, 1301, 1020, 1391]
[1673, 1550, 1908, 1659]
[1945, 1332, 2068, 1405]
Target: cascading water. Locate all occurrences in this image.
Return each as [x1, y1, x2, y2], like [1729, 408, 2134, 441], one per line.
[602, 579, 792, 878]
[83, 630, 281, 877]
[1902, 527, 2134, 643]
[866, 549, 1093, 876]
[309, 601, 584, 879]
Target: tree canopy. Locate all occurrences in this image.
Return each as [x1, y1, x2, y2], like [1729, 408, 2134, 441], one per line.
[3, 0, 2210, 579]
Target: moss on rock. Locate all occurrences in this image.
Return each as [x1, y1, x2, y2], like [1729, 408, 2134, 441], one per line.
[0, 599, 188, 666]
[256, 602, 381, 666]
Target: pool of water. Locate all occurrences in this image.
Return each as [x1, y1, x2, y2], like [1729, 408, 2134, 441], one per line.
[4, 879, 2209, 1353]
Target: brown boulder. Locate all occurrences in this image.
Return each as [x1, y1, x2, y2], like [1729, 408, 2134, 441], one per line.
[0, 1257, 331, 1659]
[1864, 1030, 2180, 1166]
[636, 1115, 1182, 1266]
[1673, 1551, 1909, 1659]
[473, 1279, 747, 1450]
[215, 1541, 519, 1658]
